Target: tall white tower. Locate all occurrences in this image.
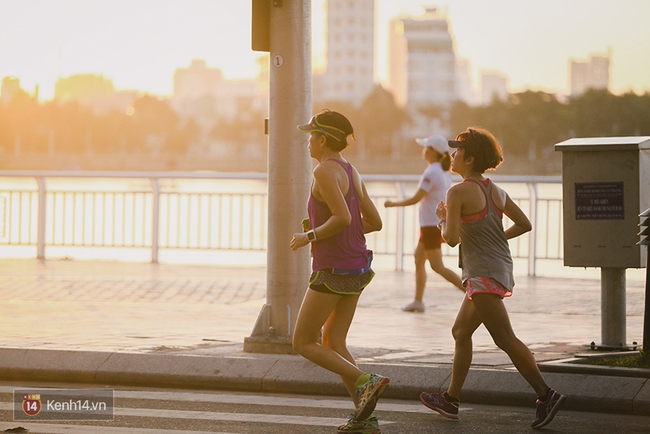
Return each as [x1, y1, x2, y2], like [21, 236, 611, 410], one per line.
[389, 7, 457, 108]
[481, 71, 509, 105]
[323, 0, 375, 107]
[389, 7, 458, 137]
[570, 51, 611, 97]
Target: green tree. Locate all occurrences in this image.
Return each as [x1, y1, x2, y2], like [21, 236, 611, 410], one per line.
[568, 89, 620, 136]
[357, 85, 408, 158]
[448, 100, 476, 136]
[167, 118, 201, 155]
[46, 101, 94, 155]
[210, 102, 267, 157]
[2, 89, 43, 154]
[128, 95, 179, 153]
[501, 91, 568, 160]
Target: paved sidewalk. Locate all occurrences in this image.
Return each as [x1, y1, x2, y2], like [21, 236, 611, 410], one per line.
[0, 258, 648, 416]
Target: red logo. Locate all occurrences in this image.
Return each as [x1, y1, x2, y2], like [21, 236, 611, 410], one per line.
[22, 394, 41, 416]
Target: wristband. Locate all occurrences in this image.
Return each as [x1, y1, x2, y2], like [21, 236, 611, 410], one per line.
[438, 218, 446, 230]
[306, 229, 317, 242]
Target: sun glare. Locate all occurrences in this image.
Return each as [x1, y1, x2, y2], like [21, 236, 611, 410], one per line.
[1, 1, 649, 100]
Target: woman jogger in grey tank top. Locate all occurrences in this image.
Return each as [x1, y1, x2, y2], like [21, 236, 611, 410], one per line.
[419, 127, 566, 430]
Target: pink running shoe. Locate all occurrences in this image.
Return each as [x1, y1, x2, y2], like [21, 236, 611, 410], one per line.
[420, 392, 460, 420]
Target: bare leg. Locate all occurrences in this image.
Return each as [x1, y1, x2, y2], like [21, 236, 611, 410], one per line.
[447, 295, 482, 398]
[322, 293, 363, 404]
[413, 241, 428, 301]
[292, 289, 364, 393]
[471, 293, 550, 397]
[426, 247, 465, 292]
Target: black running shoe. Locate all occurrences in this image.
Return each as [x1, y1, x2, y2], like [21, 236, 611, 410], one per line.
[531, 389, 566, 429]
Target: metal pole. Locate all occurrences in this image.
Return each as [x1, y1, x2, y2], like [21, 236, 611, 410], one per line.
[36, 177, 47, 259]
[151, 178, 160, 264]
[640, 208, 650, 353]
[395, 181, 405, 271]
[643, 254, 650, 357]
[244, 0, 312, 353]
[526, 182, 538, 276]
[601, 267, 626, 348]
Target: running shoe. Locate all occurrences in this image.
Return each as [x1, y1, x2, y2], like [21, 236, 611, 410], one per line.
[420, 391, 460, 419]
[355, 374, 390, 422]
[338, 413, 380, 434]
[401, 300, 425, 312]
[531, 389, 565, 429]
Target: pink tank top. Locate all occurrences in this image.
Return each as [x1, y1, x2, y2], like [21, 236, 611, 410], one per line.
[307, 159, 370, 271]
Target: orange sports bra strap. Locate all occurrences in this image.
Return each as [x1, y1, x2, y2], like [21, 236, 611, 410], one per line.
[464, 178, 500, 213]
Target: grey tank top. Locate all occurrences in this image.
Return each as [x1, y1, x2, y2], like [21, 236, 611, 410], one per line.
[459, 179, 514, 291]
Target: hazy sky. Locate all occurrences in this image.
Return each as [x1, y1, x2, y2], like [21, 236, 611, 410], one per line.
[2, 0, 649, 100]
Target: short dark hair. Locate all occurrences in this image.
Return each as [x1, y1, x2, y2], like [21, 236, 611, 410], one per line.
[454, 127, 503, 173]
[314, 109, 354, 152]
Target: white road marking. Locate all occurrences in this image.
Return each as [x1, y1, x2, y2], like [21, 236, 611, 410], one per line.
[0, 385, 439, 414]
[0, 422, 228, 434]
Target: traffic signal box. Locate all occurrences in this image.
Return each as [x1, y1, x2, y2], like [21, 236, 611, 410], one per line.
[555, 137, 650, 269]
[252, 0, 271, 52]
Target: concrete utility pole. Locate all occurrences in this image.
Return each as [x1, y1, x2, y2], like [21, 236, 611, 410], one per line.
[244, 0, 312, 353]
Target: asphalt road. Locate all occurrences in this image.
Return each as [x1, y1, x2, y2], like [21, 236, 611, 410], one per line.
[0, 382, 648, 433]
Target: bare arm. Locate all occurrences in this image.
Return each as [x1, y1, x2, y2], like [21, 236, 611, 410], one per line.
[384, 188, 427, 208]
[502, 194, 532, 239]
[438, 186, 462, 247]
[290, 164, 351, 251]
[360, 181, 382, 234]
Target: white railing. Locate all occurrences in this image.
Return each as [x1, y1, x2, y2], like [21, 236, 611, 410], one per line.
[0, 171, 563, 275]
[365, 174, 563, 276]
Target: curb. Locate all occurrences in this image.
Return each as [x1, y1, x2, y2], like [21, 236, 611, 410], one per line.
[0, 348, 648, 416]
[539, 358, 650, 378]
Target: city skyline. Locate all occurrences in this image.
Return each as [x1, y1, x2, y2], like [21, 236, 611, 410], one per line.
[1, 0, 649, 101]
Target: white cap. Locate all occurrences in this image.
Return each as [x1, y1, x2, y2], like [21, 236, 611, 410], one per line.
[415, 134, 450, 154]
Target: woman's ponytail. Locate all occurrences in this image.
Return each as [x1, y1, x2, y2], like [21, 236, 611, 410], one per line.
[440, 152, 452, 171]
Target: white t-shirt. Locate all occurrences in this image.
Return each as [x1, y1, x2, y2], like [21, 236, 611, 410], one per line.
[417, 162, 452, 227]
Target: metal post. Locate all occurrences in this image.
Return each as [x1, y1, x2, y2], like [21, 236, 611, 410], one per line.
[395, 181, 405, 271]
[36, 177, 47, 259]
[244, 0, 312, 353]
[601, 267, 626, 348]
[639, 208, 650, 353]
[151, 178, 160, 264]
[526, 182, 538, 276]
[643, 253, 650, 350]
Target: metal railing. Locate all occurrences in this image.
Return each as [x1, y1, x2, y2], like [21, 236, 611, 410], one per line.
[0, 171, 563, 275]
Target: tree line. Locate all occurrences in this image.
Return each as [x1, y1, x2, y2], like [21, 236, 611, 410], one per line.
[1, 85, 649, 172]
[319, 87, 650, 164]
[448, 89, 650, 163]
[0, 91, 203, 156]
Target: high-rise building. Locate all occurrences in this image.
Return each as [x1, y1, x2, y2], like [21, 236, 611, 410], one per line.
[54, 74, 115, 102]
[481, 71, 509, 105]
[53, 73, 134, 115]
[456, 58, 475, 105]
[172, 59, 261, 124]
[570, 52, 610, 97]
[388, 7, 458, 137]
[389, 7, 457, 108]
[173, 59, 222, 102]
[321, 0, 375, 107]
[1, 76, 23, 105]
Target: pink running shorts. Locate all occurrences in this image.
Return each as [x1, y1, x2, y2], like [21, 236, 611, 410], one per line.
[465, 276, 512, 300]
